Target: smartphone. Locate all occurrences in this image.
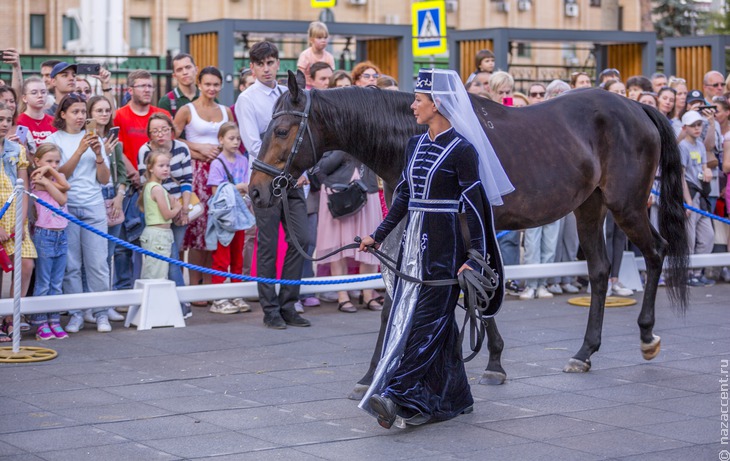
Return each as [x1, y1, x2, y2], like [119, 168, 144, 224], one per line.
[696, 105, 717, 112]
[85, 119, 97, 136]
[15, 125, 29, 144]
[77, 63, 101, 75]
[107, 126, 120, 142]
[503, 97, 514, 107]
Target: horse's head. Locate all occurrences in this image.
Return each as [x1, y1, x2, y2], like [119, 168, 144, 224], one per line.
[249, 70, 319, 208]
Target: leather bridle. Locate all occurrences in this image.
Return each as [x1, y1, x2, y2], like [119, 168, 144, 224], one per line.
[251, 90, 317, 197]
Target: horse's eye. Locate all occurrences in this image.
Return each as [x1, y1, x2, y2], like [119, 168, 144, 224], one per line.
[275, 128, 288, 137]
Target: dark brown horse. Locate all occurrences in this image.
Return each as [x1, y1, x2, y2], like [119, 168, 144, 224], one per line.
[249, 71, 689, 386]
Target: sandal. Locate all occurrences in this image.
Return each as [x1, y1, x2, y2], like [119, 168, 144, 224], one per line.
[0, 330, 10, 343]
[1, 317, 14, 339]
[338, 301, 358, 313]
[365, 298, 383, 311]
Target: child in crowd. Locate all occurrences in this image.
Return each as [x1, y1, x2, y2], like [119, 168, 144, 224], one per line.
[139, 151, 181, 280]
[297, 21, 335, 87]
[206, 122, 250, 314]
[29, 143, 70, 340]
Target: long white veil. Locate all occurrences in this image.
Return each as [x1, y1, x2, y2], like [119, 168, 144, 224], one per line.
[427, 69, 514, 205]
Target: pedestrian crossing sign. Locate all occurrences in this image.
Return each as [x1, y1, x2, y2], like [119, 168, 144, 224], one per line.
[412, 1, 447, 56]
[311, 0, 336, 7]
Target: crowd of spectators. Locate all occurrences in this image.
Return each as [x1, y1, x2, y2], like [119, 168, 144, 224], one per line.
[1, 29, 729, 341]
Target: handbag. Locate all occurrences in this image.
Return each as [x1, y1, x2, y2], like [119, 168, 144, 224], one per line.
[179, 192, 204, 221]
[327, 179, 368, 219]
[105, 198, 125, 227]
[216, 158, 256, 230]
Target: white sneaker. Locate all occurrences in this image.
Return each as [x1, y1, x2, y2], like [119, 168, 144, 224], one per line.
[547, 283, 563, 295]
[611, 281, 634, 297]
[209, 299, 240, 315]
[519, 287, 536, 300]
[294, 301, 304, 313]
[96, 315, 112, 333]
[107, 308, 125, 322]
[65, 314, 84, 333]
[230, 298, 251, 313]
[721, 267, 730, 283]
[536, 285, 554, 299]
[561, 283, 580, 294]
[83, 310, 96, 324]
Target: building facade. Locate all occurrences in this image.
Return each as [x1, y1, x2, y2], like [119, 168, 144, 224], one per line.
[3, 0, 641, 56]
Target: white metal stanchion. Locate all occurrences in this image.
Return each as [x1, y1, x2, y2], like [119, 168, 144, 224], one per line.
[12, 180, 23, 353]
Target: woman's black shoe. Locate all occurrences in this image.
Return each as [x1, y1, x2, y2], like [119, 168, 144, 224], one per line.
[369, 394, 397, 429]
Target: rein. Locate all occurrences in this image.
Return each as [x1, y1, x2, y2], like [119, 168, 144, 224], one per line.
[253, 89, 499, 362]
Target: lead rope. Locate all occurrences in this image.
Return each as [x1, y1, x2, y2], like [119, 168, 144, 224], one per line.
[277, 191, 498, 361]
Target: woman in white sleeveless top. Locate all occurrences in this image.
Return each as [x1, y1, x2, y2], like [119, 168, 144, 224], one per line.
[173, 67, 233, 294]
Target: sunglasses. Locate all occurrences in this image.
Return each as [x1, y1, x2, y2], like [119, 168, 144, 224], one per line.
[707, 82, 724, 88]
[360, 73, 380, 80]
[529, 91, 545, 98]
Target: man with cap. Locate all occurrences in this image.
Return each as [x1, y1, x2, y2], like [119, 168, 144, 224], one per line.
[679, 110, 715, 286]
[45, 62, 77, 116]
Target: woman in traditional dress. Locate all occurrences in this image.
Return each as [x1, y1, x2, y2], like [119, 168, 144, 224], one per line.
[358, 69, 513, 429]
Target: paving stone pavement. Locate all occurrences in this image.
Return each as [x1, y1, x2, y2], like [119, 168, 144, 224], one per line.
[0, 283, 727, 460]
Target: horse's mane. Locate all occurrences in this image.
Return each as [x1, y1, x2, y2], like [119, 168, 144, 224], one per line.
[310, 86, 422, 180]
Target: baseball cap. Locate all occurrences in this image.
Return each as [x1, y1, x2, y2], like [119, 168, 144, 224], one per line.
[686, 89, 706, 105]
[50, 62, 77, 78]
[681, 110, 703, 126]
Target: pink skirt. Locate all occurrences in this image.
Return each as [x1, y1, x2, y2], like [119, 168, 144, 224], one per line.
[316, 189, 382, 265]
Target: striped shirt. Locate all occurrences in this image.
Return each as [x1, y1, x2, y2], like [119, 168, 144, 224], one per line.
[137, 140, 193, 199]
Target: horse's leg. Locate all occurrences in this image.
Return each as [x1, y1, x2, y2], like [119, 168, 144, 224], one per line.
[565, 190, 609, 373]
[611, 210, 666, 360]
[348, 294, 392, 400]
[479, 318, 507, 385]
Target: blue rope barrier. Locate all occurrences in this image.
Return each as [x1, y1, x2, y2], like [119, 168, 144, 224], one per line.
[651, 188, 730, 225]
[0, 191, 17, 223]
[28, 192, 382, 286]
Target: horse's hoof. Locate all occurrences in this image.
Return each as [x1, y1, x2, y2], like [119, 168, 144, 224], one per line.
[641, 335, 661, 361]
[347, 384, 369, 401]
[563, 358, 591, 373]
[479, 370, 507, 385]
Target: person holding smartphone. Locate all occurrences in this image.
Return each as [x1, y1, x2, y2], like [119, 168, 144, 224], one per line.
[17, 77, 55, 155]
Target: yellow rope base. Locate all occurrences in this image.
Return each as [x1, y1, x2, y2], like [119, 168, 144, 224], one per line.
[0, 346, 58, 363]
[567, 296, 637, 308]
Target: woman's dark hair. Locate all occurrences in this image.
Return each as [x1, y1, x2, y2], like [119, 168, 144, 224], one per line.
[569, 71, 590, 88]
[197, 66, 223, 84]
[474, 49, 495, 70]
[0, 85, 18, 121]
[146, 112, 174, 137]
[52, 93, 87, 131]
[626, 75, 653, 92]
[87, 96, 113, 135]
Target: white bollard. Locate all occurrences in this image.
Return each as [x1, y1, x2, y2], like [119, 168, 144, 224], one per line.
[618, 251, 644, 292]
[125, 279, 185, 330]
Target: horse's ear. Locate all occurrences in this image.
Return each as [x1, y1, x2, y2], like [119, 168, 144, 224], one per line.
[295, 70, 306, 90]
[287, 71, 300, 103]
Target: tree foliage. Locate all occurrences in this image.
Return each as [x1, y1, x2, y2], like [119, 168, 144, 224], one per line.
[653, 0, 711, 39]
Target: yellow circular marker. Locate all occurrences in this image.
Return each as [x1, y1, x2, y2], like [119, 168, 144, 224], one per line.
[0, 346, 58, 363]
[567, 296, 637, 308]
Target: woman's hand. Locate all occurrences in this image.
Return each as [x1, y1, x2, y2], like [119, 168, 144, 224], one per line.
[358, 235, 379, 252]
[87, 134, 102, 156]
[236, 183, 249, 194]
[199, 144, 221, 162]
[0, 229, 10, 243]
[458, 263, 473, 275]
[110, 193, 124, 220]
[104, 136, 119, 155]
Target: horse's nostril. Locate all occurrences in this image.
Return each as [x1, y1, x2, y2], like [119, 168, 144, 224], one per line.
[250, 189, 259, 199]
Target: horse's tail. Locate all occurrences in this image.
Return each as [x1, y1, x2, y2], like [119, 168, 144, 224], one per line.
[641, 104, 689, 313]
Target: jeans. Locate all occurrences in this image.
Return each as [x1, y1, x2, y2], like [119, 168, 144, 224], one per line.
[114, 225, 142, 290]
[30, 228, 67, 325]
[64, 202, 110, 318]
[523, 221, 560, 288]
[498, 230, 521, 267]
[169, 223, 187, 287]
[550, 213, 579, 285]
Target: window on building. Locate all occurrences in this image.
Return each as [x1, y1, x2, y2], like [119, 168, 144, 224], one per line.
[130, 17, 152, 52]
[30, 14, 46, 49]
[590, 0, 601, 6]
[516, 42, 531, 59]
[62, 16, 80, 50]
[167, 18, 186, 54]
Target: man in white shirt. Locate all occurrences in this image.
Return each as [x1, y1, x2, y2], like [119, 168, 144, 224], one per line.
[235, 41, 311, 329]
